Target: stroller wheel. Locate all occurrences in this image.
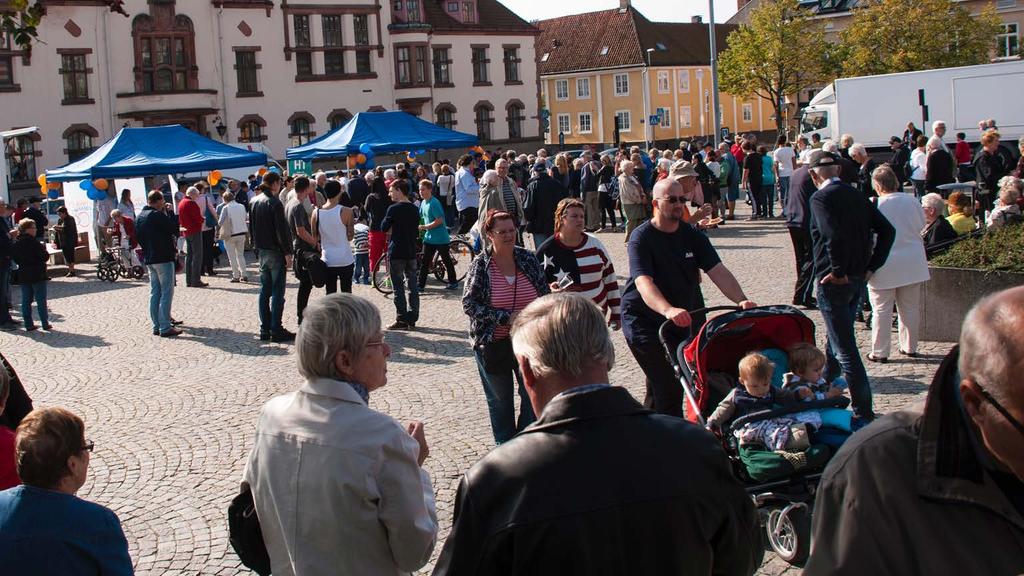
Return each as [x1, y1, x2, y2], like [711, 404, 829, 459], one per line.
[130, 265, 146, 279]
[766, 504, 810, 565]
[97, 267, 116, 282]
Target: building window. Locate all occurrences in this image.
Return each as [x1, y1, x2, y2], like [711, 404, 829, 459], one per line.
[447, 1, 459, 11]
[396, 46, 411, 84]
[659, 108, 671, 128]
[678, 70, 690, 93]
[66, 131, 93, 162]
[294, 15, 312, 76]
[59, 53, 90, 101]
[290, 115, 314, 145]
[463, 1, 476, 23]
[437, 105, 456, 129]
[0, 54, 13, 87]
[578, 112, 592, 134]
[614, 73, 629, 96]
[506, 101, 525, 139]
[474, 102, 493, 140]
[235, 50, 259, 95]
[329, 110, 352, 130]
[554, 79, 568, 100]
[742, 103, 753, 123]
[576, 77, 590, 99]
[356, 51, 372, 74]
[6, 135, 36, 183]
[472, 46, 489, 84]
[132, 6, 197, 93]
[503, 46, 520, 83]
[354, 15, 370, 45]
[615, 110, 631, 132]
[406, 0, 421, 22]
[433, 47, 451, 85]
[395, 45, 428, 86]
[680, 106, 691, 127]
[239, 120, 264, 143]
[557, 113, 571, 135]
[657, 70, 670, 94]
[998, 23, 1020, 58]
[322, 15, 344, 75]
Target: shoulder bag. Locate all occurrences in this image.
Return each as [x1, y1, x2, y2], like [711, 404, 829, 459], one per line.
[228, 486, 271, 576]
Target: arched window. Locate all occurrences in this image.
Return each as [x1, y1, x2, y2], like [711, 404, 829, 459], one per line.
[237, 115, 267, 143]
[506, 100, 525, 140]
[474, 101, 493, 142]
[435, 103, 456, 130]
[328, 109, 353, 131]
[288, 112, 316, 146]
[132, 5, 197, 93]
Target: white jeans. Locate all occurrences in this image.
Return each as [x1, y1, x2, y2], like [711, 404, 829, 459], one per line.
[868, 282, 922, 357]
[223, 235, 248, 279]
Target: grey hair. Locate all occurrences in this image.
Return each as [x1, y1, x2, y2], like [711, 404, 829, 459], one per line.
[186, 186, 200, 197]
[959, 289, 1024, 404]
[849, 143, 867, 158]
[840, 133, 854, 147]
[296, 293, 381, 381]
[511, 293, 615, 379]
[619, 159, 634, 172]
[364, 172, 375, 182]
[481, 169, 500, 187]
[110, 209, 122, 219]
[810, 164, 841, 180]
[821, 140, 838, 153]
[932, 120, 946, 130]
[495, 158, 509, 168]
[921, 192, 945, 213]
[927, 136, 943, 150]
[870, 164, 899, 193]
[999, 184, 1020, 206]
[998, 175, 1022, 193]
[383, 169, 396, 180]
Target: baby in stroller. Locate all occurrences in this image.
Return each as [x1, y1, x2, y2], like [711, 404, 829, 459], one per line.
[780, 343, 844, 401]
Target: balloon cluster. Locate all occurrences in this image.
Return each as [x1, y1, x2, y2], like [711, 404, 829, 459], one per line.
[80, 178, 109, 201]
[353, 142, 376, 170]
[406, 149, 426, 163]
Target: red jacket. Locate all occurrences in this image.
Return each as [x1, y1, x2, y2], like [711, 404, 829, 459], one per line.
[731, 143, 745, 164]
[0, 426, 19, 490]
[117, 217, 138, 248]
[177, 198, 203, 236]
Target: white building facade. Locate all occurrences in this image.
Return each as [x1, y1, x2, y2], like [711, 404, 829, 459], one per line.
[0, 0, 539, 197]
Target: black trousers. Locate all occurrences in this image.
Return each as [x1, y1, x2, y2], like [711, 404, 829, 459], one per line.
[600, 193, 617, 228]
[458, 207, 478, 234]
[752, 184, 769, 217]
[628, 339, 685, 418]
[325, 264, 354, 294]
[294, 257, 313, 324]
[419, 242, 456, 287]
[788, 227, 814, 305]
[202, 228, 217, 272]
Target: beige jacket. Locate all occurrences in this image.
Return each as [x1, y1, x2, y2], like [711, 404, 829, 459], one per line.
[244, 377, 437, 576]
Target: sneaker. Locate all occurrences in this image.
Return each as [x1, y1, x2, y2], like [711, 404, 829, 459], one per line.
[230, 278, 241, 283]
[241, 277, 250, 283]
[387, 320, 410, 331]
[259, 332, 271, 341]
[159, 328, 183, 338]
[65, 271, 75, 277]
[171, 319, 184, 326]
[271, 329, 296, 343]
[152, 328, 159, 336]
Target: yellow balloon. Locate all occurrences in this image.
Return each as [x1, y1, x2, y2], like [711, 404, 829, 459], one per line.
[37, 174, 46, 187]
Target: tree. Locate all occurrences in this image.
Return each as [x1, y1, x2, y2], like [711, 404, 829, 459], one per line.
[1, 1, 44, 51]
[718, 0, 832, 137]
[839, 0, 1002, 77]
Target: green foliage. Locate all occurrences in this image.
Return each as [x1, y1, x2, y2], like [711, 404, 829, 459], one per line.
[839, 0, 1003, 77]
[1, 1, 44, 51]
[931, 224, 1024, 273]
[719, 0, 831, 135]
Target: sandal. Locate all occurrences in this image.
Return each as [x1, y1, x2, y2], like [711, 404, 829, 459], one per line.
[866, 354, 887, 363]
[898, 349, 919, 358]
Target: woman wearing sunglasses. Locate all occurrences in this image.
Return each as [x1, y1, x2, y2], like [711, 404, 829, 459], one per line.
[0, 407, 133, 574]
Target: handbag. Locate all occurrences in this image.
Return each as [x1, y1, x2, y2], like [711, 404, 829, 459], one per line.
[478, 268, 519, 374]
[228, 486, 272, 576]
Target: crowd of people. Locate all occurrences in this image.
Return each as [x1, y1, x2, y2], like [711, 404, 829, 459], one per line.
[1, 123, 1022, 574]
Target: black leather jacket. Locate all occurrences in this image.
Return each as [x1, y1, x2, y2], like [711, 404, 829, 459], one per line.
[248, 192, 292, 254]
[432, 386, 763, 576]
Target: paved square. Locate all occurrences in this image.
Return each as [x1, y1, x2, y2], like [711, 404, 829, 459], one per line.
[0, 210, 952, 575]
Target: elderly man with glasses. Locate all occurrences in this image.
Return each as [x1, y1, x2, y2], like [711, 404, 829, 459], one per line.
[620, 174, 756, 418]
[807, 285, 1024, 574]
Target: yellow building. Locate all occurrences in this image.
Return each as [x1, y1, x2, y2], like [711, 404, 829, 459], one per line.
[537, 1, 776, 147]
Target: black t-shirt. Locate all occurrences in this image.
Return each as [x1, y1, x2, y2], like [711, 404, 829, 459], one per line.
[743, 152, 762, 189]
[381, 201, 420, 260]
[621, 221, 721, 344]
[285, 198, 314, 252]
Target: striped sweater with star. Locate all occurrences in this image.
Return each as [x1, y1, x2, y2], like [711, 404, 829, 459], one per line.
[536, 233, 622, 321]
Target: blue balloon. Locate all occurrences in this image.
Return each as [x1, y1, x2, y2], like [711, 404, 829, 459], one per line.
[47, 189, 59, 200]
[364, 149, 375, 160]
[359, 142, 372, 155]
[87, 188, 105, 201]
[268, 165, 281, 174]
[79, 179, 92, 191]
[364, 159, 376, 170]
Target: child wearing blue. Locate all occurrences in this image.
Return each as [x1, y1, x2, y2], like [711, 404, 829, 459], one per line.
[782, 343, 845, 401]
[707, 352, 809, 430]
[416, 180, 459, 291]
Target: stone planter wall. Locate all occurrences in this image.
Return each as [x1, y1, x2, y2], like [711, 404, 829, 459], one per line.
[920, 267, 1024, 342]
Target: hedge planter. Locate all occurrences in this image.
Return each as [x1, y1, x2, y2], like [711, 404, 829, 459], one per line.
[920, 267, 1024, 342]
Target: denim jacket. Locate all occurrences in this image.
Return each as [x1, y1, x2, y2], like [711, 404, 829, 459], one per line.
[462, 247, 549, 347]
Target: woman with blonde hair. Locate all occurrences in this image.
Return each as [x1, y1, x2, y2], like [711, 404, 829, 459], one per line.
[551, 153, 571, 190]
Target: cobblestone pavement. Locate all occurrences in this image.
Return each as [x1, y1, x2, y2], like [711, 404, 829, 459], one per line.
[0, 204, 951, 575]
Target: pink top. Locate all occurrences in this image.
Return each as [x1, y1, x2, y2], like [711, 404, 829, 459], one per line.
[488, 262, 538, 341]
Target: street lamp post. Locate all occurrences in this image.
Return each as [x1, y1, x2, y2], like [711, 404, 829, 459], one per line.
[644, 47, 655, 149]
[708, 0, 722, 146]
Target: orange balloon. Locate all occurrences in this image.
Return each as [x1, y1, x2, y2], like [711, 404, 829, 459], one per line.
[356, 154, 367, 164]
[37, 174, 46, 187]
[258, 167, 268, 176]
[209, 170, 223, 186]
[48, 181, 62, 190]
[93, 178, 109, 191]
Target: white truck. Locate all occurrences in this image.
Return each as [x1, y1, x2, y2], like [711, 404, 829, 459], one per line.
[1, 126, 40, 203]
[799, 60, 1024, 150]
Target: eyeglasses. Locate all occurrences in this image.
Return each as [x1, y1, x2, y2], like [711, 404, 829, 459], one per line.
[81, 439, 95, 453]
[365, 336, 386, 348]
[977, 384, 1024, 438]
[657, 195, 686, 204]
[493, 228, 518, 236]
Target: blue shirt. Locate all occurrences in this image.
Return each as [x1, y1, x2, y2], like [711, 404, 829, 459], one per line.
[0, 485, 134, 575]
[420, 196, 450, 246]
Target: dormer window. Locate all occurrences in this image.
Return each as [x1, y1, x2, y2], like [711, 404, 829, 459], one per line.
[541, 52, 549, 62]
[600, 46, 609, 56]
[447, 1, 458, 11]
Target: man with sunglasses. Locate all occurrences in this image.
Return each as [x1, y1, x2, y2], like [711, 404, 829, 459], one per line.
[620, 173, 756, 418]
[807, 286, 1024, 575]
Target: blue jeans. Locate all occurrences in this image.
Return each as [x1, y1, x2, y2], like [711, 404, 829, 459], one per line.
[0, 263, 12, 324]
[474, 346, 536, 444]
[778, 176, 790, 216]
[389, 257, 419, 324]
[147, 262, 175, 333]
[353, 253, 370, 284]
[258, 249, 286, 334]
[20, 281, 48, 329]
[817, 279, 873, 420]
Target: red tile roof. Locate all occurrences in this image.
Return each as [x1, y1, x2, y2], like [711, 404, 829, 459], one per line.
[537, 6, 737, 75]
[422, 0, 539, 34]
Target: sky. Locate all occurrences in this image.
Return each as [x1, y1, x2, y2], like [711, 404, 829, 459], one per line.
[498, 0, 740, 24]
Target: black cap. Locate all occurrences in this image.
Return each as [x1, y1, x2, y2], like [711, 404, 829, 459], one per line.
[807, 150, 839, 168]
[889, 136, 902, 144]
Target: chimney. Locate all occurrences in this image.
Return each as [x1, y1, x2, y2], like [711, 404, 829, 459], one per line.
[619, 0, 630, 9]
[691, 15, 703, 23]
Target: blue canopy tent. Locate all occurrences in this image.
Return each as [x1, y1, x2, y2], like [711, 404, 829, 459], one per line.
[286, 111, 478, 160]
[45, 125, 267, 181]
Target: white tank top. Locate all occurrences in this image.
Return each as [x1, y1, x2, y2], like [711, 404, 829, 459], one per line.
[318, 205, 355, 267]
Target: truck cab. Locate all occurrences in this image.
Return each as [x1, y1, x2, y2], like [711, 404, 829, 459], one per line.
[799, 84, 836, 144]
